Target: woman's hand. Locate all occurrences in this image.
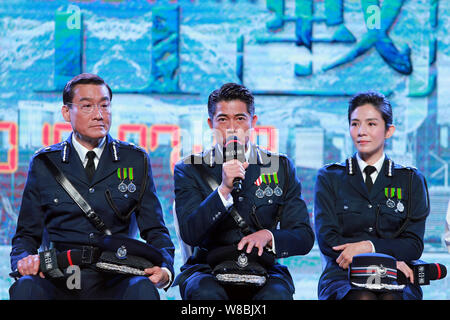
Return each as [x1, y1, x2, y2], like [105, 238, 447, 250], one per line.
[397, 261, 414, 284]
[333, 241, 373, 269]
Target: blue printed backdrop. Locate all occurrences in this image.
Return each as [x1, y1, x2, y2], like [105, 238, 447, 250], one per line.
[0, 0, 449, 299]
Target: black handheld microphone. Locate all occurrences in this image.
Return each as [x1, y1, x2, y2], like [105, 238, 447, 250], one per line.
[9, 249, 83, 279]
[224, 136, 246, 194]
[397, 260, 447, 285]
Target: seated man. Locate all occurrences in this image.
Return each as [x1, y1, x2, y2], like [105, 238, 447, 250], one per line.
[9, 73, 174, 300]
[173, 83, 314, 300]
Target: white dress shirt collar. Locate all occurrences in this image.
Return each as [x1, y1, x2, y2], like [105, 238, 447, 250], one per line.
[71, 134, 106, 168]
[216, 141, 252, 162]
[356, 152, 385, 183]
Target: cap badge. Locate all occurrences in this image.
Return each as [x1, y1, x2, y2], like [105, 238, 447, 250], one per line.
[116, 245, 127, 260]
[237, 253, 248, 268]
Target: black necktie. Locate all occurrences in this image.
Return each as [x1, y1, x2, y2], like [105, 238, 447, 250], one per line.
[85, 151, 96, 181]
[364, 165, 376, 193]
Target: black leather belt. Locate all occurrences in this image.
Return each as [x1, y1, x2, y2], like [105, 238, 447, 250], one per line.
[53, 242, 101, 265]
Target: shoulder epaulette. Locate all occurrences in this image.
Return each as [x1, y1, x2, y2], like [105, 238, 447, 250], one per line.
[324, 161, 345, 168]
[256, 146, 286, 158]
[179, 149, 211, 166]
[182, 153, 203, 165]
[110, 140, 146, 162]
[255, 146, 289, 166]
[394, 163, 417, 170]
[115, 140, 146, 153]
[386, 161, 417, 178]
[34, 144, 62, 155]
[33, 141, 70, 162]
[273, 152, 288, 159]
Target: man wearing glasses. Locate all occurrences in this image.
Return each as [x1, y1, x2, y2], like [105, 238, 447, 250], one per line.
[9, 73, 174, 299]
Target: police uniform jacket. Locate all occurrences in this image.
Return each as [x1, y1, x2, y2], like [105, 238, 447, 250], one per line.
[173, 144, 315, 291]
[314, 153, 429, 300]
[10, 134, 175, 278]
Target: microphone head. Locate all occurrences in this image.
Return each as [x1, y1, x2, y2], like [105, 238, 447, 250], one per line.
[224, 136, 245, 163]
[225, 135, 242, 145]
[429, 263, 447, 280]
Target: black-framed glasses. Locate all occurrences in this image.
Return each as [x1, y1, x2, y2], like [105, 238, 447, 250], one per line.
[66, 102, 112, 114]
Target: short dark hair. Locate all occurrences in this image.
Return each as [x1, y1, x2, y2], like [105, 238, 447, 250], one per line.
[207, 83, 255, 119]
[63, 73, 112, 105]
[348, 91, 393, 130]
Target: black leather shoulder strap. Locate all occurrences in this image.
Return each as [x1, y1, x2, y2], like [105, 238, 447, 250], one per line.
[40, 154, 112, 236]
[192, 164, 251, 236]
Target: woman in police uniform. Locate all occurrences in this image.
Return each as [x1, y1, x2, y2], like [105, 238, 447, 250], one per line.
[314, 91, 429, 300]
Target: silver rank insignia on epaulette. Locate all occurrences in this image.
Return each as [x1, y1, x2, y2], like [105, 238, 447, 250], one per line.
[209, 148, 214, 167]
[347, 157, 355, 175]
[255, 146, 273, 166]
[61, 141, 69, 163]
[112, 140, 119, 162]
[387, 159, 393, 177]
[383, 159, 395, 177]
[256, 147, 263, 165]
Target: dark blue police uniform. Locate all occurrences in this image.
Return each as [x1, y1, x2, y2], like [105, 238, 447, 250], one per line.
[314, 153, 430, 300]
[9, 133, 175, 299]
[173, 144, 314, 299]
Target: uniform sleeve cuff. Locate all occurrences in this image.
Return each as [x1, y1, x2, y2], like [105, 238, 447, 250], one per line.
[265, 229, 276, 254]
[161, 267, 173, 289]
[218, 187, 234, 209]
[369, 240, 376, 253]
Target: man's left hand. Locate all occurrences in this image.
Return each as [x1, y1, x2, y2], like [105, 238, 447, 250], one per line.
[144, 266, 169, 289]
[237, 230, 273, 256]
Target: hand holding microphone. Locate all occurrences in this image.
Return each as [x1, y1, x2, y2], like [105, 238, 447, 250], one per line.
[11, 249, 84, 279]
[397, 260, 447, 286]
[16, 254, 44, 278]
[219, 136, 248, 199]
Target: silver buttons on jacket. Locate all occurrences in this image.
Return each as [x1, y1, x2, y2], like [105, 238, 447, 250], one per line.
[212, 211, 222, 221]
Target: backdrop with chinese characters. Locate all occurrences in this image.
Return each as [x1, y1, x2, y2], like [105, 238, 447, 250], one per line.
[0, 0, 449, 300]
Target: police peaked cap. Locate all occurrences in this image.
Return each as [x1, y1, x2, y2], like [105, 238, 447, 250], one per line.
[97, 235, 164, 268]
[207, 244, 275, 269]
[349, 253, 405, 291]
